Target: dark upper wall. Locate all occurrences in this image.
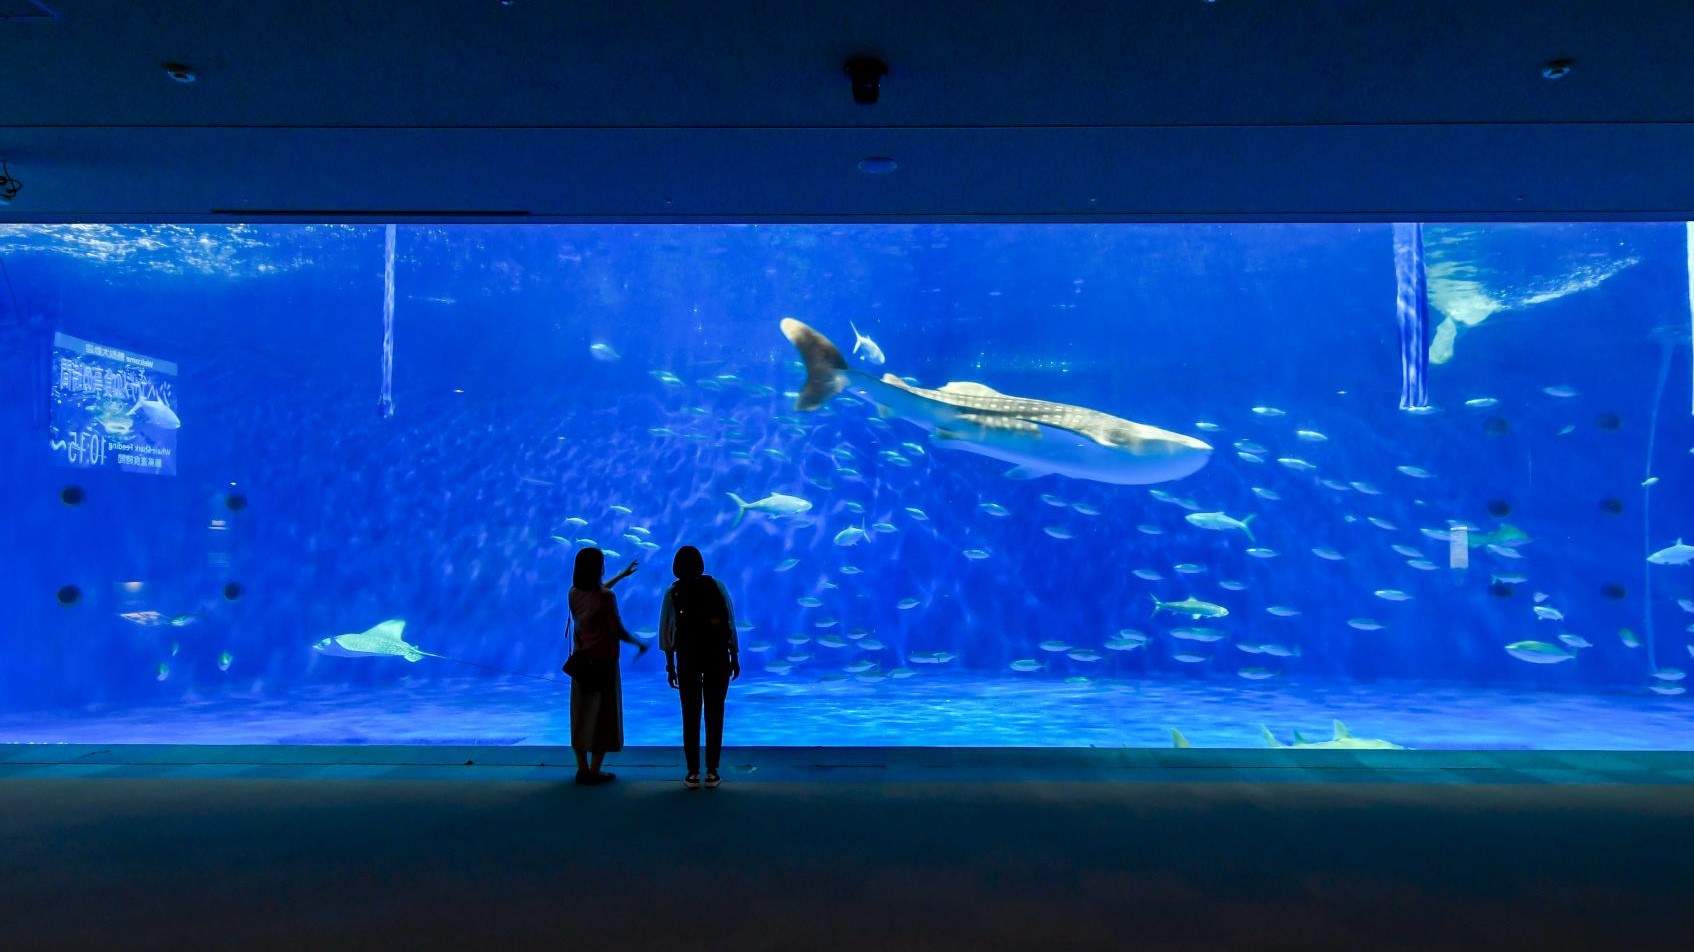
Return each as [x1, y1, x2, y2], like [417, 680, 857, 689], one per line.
[2, 0, 1692, 222]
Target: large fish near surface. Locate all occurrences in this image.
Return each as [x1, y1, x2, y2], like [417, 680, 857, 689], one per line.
[1647, 539, 1694, 566]
[779, 319, 1211, 485]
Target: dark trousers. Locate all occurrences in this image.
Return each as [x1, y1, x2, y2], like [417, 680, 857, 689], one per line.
[677, 653, 731, 774]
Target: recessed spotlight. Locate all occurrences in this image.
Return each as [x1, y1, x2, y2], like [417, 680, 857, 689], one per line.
[1541, 59, 1573, 80]
[857, 157, 898, 174]
[163, 62, 197, 83]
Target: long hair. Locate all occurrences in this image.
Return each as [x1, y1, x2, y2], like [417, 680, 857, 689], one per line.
[672, 545, 705, 579]
[572, 547, 605, 591]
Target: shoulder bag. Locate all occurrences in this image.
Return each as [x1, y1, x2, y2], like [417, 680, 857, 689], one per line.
[561, 615, 613, 691]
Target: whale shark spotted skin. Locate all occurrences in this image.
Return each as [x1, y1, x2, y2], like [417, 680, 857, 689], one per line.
[780, 319, 1211, 485]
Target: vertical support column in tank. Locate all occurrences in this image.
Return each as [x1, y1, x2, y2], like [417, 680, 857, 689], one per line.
[379, 223, 397, 419]
[1392, 222, 1430, 410]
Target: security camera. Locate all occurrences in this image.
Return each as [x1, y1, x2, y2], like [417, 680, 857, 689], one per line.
[843, 57, 888, 105]
[0, 161, 20, 203]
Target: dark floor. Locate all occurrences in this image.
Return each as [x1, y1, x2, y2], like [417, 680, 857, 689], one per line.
[3, 745, 1692, 951]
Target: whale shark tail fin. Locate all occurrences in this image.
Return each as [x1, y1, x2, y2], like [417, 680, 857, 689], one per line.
[1241, 514, 1256, 543]
[726, 492, 750, 528]
[1260, 725, 1285, 748]
[1170, 729, 1192, 749]
[781, 318, 849, 411]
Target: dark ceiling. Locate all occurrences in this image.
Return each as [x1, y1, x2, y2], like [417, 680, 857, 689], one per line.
[2, 0, 1691, 222]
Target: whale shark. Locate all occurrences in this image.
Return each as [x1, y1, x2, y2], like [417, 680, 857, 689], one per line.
[312, 619, 440, 662]
[129, 395, 181, 430]
[780, 319, 1211, 485]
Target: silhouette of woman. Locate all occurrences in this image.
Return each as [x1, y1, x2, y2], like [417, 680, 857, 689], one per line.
[659, 546, 740, 788]
[567, 547, 648, 785]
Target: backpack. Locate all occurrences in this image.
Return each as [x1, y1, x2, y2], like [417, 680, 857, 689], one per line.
[671, 575, 731, 653]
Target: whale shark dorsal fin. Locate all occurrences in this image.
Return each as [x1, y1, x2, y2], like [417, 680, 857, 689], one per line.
[1170, 729, 1192, 748]
[939, 381, 1002, 397]
[1260, 725, 1284, 748]
[1332, 719, 1352, 740]
[366, 619, 406, 640]
[1292, 730, 1312, 745]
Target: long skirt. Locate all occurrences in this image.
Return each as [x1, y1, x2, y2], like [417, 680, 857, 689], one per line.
[569, 659, 624, 753]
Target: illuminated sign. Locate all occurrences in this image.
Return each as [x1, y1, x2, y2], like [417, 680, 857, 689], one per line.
[49, 332, 179, 476]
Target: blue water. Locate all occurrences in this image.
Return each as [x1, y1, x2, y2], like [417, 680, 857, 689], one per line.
[2, 222, 1692, 749]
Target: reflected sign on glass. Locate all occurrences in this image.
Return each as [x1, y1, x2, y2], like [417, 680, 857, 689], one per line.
[49, 332, 180, 475]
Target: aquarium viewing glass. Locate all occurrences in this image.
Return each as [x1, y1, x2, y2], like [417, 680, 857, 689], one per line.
[1, 222, 1691, 749]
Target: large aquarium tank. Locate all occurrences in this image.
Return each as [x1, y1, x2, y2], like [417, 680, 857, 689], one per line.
[1, 222, 1691, 749]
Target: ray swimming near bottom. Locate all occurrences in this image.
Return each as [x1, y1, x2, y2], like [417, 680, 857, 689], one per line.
[313, 620, 568, 684]
[1170, 720, 1407, 750]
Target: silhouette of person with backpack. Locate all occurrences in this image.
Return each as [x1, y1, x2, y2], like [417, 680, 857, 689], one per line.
[659, 545, 739, 788]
